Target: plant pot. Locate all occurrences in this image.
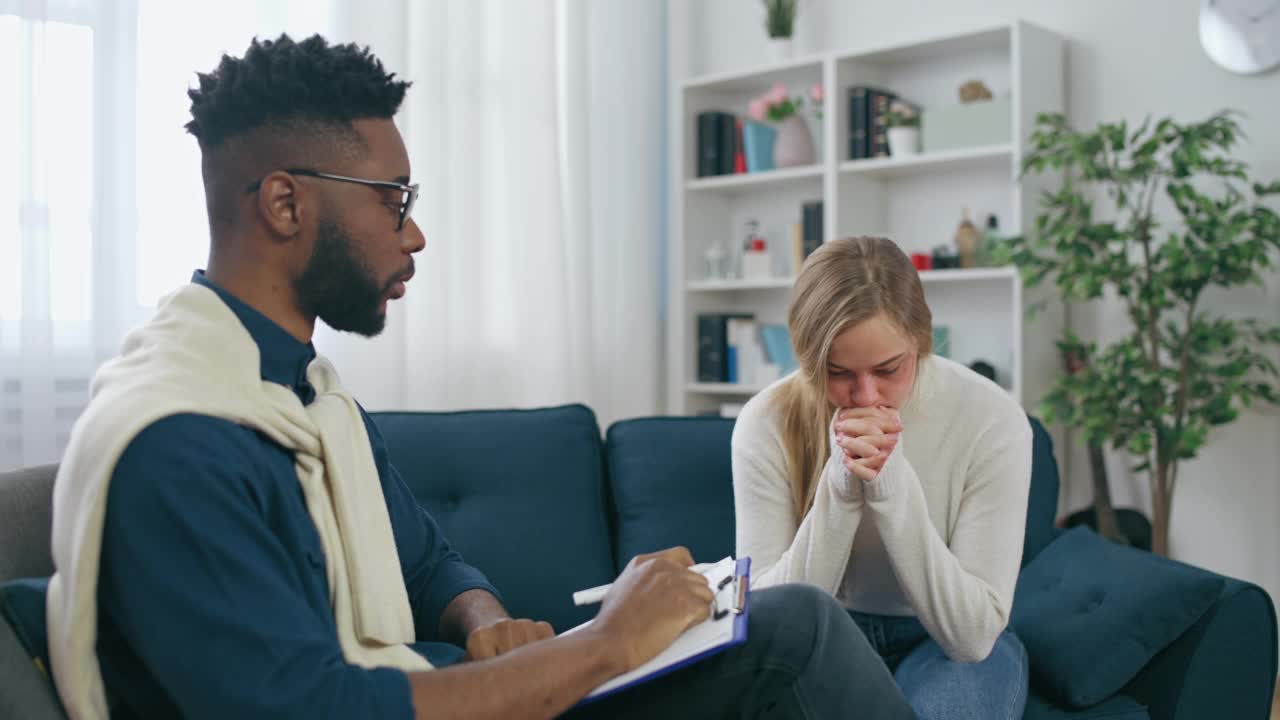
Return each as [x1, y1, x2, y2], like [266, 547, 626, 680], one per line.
[887, 126, 920, 157]
[773, 115, 815, 168]
[766, 38, 793, 63]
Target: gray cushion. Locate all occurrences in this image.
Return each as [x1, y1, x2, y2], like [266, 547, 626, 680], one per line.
[0, 465, 57, 583]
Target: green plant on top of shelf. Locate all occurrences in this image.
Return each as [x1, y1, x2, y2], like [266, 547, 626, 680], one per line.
[762, 0, 798, 39]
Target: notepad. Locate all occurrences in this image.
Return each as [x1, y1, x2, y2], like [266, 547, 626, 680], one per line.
[565, 556, 750, 704]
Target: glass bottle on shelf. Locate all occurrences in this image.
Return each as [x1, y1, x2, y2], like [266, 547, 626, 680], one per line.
[953, 208, 980, 269]
[703, 240, 727, 281]
[978, 213, 1003, 267]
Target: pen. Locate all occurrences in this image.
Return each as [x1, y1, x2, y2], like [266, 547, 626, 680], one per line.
[572, 562, 718, 606]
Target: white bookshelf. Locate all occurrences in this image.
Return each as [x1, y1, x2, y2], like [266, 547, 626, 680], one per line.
[687, 277, 796, 292]
[666, 20, 1066, 419]
[838, 144, 1014, 180]
[686, 164, 823, 192]
[686, 382, 770, 396]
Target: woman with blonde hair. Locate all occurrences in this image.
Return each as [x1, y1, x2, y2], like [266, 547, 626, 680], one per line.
[733, 236, 1032, 719]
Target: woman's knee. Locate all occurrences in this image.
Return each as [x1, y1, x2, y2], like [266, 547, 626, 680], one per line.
[896, 630, 1028, 720]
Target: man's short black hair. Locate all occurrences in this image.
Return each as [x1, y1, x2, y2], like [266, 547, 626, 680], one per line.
[185, 33, 410, 150]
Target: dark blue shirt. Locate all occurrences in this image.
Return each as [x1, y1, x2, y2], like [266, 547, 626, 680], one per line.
[96, 272, 497, 720]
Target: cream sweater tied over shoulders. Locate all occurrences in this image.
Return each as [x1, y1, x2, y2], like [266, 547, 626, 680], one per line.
[731, 355, 1032, 662]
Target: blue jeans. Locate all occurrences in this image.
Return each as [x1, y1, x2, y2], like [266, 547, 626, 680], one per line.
[849, 611, 1028, 720]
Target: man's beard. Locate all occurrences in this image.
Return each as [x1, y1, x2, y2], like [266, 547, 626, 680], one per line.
[295, 219, 401, 337]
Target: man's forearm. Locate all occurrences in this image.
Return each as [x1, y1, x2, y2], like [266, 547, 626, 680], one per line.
[409, 627, 621, 720]
[438, 588, 510, 645]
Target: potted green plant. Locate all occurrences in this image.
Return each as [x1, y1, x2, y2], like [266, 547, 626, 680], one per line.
[1005, 110, 1280, 556]
[884, 100, 921, 157]
[762, 0, 798, 61]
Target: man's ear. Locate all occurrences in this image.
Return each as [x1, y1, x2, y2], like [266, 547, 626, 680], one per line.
[254, 171, 303, 239]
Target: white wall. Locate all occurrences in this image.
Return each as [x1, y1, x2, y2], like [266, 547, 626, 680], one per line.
[686, 0, 1280, 612]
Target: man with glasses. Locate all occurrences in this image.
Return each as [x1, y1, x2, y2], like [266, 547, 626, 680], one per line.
[46, 34, 914, 720]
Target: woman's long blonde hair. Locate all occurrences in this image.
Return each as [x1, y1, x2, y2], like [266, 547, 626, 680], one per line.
[777, 236, 933, 523]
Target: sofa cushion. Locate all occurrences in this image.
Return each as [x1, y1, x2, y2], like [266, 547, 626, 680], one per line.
[1023, 417, 1060, 566]
[1011, 527, 1225, 708]
[1023, 691, 1149, 720]
[0, 577, 49, 673]
[371, 405, 614, 632]
[604, 417, 736, 571]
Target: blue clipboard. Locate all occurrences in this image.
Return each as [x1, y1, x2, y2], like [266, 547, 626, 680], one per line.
[576, 557, 751, 706]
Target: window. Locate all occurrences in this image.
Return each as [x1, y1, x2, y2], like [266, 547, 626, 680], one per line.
[0, 0, 332, 471]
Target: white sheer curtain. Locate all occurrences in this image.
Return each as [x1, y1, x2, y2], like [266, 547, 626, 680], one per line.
[0, 0, 130, 472]
[322, 0, 668, 430]
[0, 0, 666, 472]
[0, 0, 331, 471]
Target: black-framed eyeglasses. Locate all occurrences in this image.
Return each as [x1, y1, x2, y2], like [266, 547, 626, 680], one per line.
[245, 168, 419, 231]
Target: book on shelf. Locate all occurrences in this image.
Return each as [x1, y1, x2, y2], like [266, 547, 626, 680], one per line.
[726, 317, 766, 385]
[697, 313, 751, 383]
[869, 89, 897, 158]
[801, 201, 823, 259]
[734, 119, 746, 174]
[721, 113, 739, 174]
[847, 86, 896, 160]
[848, 88, 868, 160]
[790, 222, 804, 276]
[696, 111, 738, 177]
[759, 325, 797, 376]
[726, 318, 748, 384]
[697, 314, 780, 386]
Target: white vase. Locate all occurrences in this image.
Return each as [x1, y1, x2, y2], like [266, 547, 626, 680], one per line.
[887, 126, 920, 157]
[773, 114, 816, 168]
[766, 38, 793, 63]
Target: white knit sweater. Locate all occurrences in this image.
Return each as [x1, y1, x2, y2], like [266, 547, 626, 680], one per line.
[47, 284, 431, 720]
[732, 355, 1032, 662]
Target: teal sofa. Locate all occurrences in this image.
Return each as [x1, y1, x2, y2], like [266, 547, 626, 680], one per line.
[1, 404, 1275, 719]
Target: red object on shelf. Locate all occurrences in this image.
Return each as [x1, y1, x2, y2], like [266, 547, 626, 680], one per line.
[751, 237, 766, 252]
[734, 120, 747, 174]
[910, 252, 932, 270]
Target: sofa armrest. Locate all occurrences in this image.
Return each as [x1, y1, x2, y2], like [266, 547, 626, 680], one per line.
[1123, 574, 1277, 720]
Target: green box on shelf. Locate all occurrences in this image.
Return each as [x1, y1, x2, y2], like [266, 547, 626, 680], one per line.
[921, 96, 1012, 153]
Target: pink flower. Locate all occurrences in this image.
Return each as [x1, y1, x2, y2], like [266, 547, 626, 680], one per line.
[767, 82, 788, 105]
[810, 83, 824, 104]
[748, 98, 767, 122]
